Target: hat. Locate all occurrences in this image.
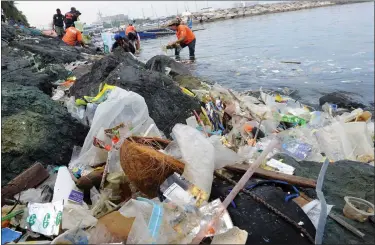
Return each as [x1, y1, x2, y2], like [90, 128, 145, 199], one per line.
[167, 19, 179, 26]
[114, 34, 122, 40]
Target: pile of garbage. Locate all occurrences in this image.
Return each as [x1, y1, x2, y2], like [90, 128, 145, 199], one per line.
[1, 43, 374, 243]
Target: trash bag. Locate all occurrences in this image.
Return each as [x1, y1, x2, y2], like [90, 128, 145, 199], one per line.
[208, 135, 243, 169]
[172, 124, 215, 195]
[70, 87, 162, 170]
[315, 121, 374, 162]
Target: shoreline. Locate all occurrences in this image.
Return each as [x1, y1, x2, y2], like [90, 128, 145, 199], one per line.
[190, 1, 369, 24]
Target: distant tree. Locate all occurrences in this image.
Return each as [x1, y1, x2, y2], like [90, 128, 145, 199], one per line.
[2, 1, 29, 26]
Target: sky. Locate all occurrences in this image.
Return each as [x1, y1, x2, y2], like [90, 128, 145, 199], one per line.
[16, 1, 279, 29]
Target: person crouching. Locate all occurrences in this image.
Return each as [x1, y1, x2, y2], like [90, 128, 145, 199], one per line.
[62, 24, 86, 47]
[111, 34, 135, 54]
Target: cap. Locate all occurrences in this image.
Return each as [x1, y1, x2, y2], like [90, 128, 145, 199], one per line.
[71, 7, 76, 11]
[114, 34, 122, 40]
[56, 8, 61, 12]
[167, 19, 179, 26]
[76, 11, 81, 15]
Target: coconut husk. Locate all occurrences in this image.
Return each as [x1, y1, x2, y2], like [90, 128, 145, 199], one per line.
[120, 139, 184, 198]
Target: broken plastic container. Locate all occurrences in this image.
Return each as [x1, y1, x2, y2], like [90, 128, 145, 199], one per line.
[343, 196, 374, 222]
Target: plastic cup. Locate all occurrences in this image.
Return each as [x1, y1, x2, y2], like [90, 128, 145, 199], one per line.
[343, 196, 374, 222]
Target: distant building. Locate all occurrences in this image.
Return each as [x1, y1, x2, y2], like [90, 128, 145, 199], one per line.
[100, 14, 128, 24]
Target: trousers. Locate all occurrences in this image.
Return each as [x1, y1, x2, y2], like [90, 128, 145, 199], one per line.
[175, 39, 196, 61]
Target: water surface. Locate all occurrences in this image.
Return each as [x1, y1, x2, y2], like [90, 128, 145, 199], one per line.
[139, 2, 374, 106]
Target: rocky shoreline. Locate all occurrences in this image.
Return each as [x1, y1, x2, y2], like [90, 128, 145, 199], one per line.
[192, 1, 368, 23]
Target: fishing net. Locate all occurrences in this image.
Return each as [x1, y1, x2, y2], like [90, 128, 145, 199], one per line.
[120, 137, 185, 198]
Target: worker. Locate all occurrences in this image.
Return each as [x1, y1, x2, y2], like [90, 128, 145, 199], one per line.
[53, 8, 65, 38]
[64, 7, 78, 29]
[125, 23, 135, 35]
[62, 24, 85, 47]
[111, 34, 135, 54]
[166, 19, 196, 61]
[127, 31, 140, 52]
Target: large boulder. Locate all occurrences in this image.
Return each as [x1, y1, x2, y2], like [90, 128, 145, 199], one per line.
[319, 92, 367, 110]
[145, 55, 192, 77]
[274, 153, 374, 244]
[71, 51, 200, 137]
[1, 83, 89, 186]
[70, 51, 144, 97]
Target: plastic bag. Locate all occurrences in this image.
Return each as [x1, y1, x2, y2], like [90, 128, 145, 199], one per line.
[66, 96, 86, 123]
[208, 135, 243, 169]
[172, 124, 215, 195]
[62, 203, 97, 230]
[119, 199, 154, 244]
[70, 87, 162, 170]
[51, 226, 89, 244]
[315, 121, 374, 162]
[85, 103, 98, 126]
[16, 188, 44, 204]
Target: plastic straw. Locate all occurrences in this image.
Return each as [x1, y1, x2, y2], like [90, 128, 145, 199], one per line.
[190, 138, 278, 244]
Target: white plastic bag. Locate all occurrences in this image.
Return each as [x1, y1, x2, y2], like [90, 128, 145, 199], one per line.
[208, 135, 243, 169]
[315, 121, 374, 162]
[51, 226, 89, 244]
[172, 124, 215, 194]
[62, 203, 97, 230]
[69, 87, 162, 170]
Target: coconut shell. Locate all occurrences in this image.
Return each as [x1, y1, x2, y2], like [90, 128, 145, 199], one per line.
[120, 139, 184, 198]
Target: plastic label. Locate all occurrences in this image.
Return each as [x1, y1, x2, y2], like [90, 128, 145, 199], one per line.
[26, 201, 63, 236]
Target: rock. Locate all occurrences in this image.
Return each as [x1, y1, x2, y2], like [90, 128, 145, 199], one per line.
[71, 51, 200, 137]
[1, 45, 68, 95]
[10, 38, 85, 65]
[274, 153, 374, 245]
[145, 55, 192, 77]
[1, 24, 17, 42]
[70, 51, 144, 97]
[319, 92, 367, 110]
[1, 83, 89, 186]
[174, 75, 206, 90]
[210, 176, 316, 245]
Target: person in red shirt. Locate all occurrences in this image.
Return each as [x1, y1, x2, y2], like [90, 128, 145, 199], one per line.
[167, 19, 196, 61]
[62, 24, 85, 47]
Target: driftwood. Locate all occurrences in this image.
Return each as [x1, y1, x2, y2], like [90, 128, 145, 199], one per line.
[226, 163, 317, 188]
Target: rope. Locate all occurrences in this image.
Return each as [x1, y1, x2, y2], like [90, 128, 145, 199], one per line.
[214, 170, 315, 244]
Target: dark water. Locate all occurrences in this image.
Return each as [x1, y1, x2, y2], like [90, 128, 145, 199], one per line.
[139, 2, 374, 106]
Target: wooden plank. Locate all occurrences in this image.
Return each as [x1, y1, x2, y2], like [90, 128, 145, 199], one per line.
[1, 162, 49, 206]
[226, 164, 317, 188]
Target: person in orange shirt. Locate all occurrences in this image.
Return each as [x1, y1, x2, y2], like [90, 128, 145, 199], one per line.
[166, 19, 196, 61]
[62, 24, 85, 47]
[125, 23, 136, 35]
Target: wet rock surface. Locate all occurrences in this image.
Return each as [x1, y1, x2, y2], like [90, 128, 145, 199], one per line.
[1, 83, 88, 186]
[145, 55, 192, 77]
[319, 91, 367, 110]
[274, 153, 375, 245]
[71, 50, 200, 137]
[1, 24, 90, 186]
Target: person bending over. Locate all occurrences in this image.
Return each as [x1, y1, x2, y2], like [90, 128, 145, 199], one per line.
[111, 34, 135, 54]
[166, 19, 196, 61]
[63, 24, 85, 47]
